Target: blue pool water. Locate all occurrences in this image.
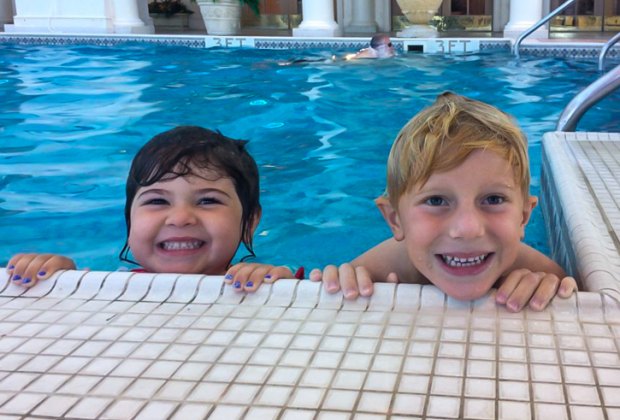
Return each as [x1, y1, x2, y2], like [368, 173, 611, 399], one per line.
[1, 43, 619, 271]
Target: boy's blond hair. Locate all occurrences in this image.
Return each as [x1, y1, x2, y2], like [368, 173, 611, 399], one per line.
[385, 92, 530, 206]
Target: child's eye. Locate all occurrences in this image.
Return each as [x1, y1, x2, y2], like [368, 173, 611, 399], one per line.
[144, 198, 168, 206]
[198, 197, 222, 206]
[484, 195, 505, 205]
[424, 196, 447, 206]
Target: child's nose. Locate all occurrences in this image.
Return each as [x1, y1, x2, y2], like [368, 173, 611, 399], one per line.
[166, 205, 197, 226]
[448, 207, 485, 239]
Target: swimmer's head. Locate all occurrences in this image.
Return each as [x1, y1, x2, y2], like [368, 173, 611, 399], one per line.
[370, 33, 395, 58]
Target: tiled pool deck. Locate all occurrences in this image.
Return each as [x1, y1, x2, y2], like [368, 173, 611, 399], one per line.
[0, 33, 618, 419]
[0, 272, 619, 419]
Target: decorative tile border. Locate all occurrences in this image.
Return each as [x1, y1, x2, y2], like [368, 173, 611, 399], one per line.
[0, 34, 616, 58]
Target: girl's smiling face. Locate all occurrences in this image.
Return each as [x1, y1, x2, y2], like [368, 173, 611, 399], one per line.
[380, 149, 536, 300]
[128, 169, 253, 275]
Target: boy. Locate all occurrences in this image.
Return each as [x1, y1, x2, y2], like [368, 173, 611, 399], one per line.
[313, 92, 576, 312]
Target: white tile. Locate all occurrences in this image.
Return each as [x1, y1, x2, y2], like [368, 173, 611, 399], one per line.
[498, 362, 528, 381]
[316, 411, 349, 420]
[299, 368, 334, 388]
[123, 379, 165, 399]
[467, 360, 495, 378]
[398, 374, 429, 394]
[245, 406, 281, 420]
[204, 364, 242, 383]
[91, 377, 133, 397]
[0, 393, 46, 415]
[402, 357, 433, 375]
[534, 403, 568, 420]
[288, 387, 325, 409]
[431, 376, 462, 396]
[134, 401, 178, 420]
[463, 398, 495, 420]
[169, 403, 213, 420]
[597, 367, 620, 386]
[465, 378, 495, 399]
[532, 382, 565, 403]
[65, 396, 112, 419]
[469, 344, 495, 360]
[256, 385, 292, 406]
[364, 371, 397, 392]
[357, 391, 392, 413]
[220, 384, 260, 405]
[499, 346, 526, 362]
[426, 395, 461, 418]
[529, 348, 558, 364]
[566, 384, 601, 405]
[499, 381, 529, 401]
[332, 370, 367, 390]
[498, 401, 530, 420]
[280, 408, 316, 420]
[311, 351, 343, 369]
[187, 382, 227, 403]
[322, 389, 358, 411]
[267, 367, 303, 386]
[31, 395, 78, 417]
[320, 336, 349, 352]
[569, 405, 606, 420]
[371, 355, 402, 373]
[601, 386, 620, 407]
[434, 358, 464, 377]
[392, 393, 425, 415]
[408, 341, 436, 357]
[438, 343, 466, 358]
[237, 365, 272, 384]
[348, 337, 378, 354]
[207, 404, 246, 420]
[564, 366, 595, 384]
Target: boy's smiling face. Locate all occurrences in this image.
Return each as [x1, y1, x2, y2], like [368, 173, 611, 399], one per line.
[378, 149, 537, 301]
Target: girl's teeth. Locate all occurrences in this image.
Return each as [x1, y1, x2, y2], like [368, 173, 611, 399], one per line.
[442, 254, 488, 267]
[161, 241, 203, 250]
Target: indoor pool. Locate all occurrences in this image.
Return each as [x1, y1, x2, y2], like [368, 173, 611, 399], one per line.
[1, 43, 619, 272]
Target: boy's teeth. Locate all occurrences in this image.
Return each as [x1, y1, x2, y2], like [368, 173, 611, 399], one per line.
[442, 254, 488, 267]
[161, 240, 203, 250]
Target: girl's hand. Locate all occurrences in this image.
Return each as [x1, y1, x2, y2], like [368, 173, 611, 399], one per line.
[6, 253, 77, 288]
[496, 268, 577, 312]
[225, 263, 294, 292]
[309, 263, 398, 299]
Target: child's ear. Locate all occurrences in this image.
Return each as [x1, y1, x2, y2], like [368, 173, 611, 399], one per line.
[520, 195, 538, 239]
[375, 196, 405, 241]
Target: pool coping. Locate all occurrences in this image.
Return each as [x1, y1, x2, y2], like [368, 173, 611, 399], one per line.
[541, 132, 620, 301]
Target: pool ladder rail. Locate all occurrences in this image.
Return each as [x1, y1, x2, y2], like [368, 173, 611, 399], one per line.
[511, 0, 620, 132]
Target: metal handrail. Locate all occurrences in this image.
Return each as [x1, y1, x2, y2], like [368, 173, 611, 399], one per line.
[513, 0, 576, 59]
[598, 32, 620, 72]
[557, 63, 620, 131]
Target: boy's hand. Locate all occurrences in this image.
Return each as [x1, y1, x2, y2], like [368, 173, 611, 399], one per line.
[309, 263, 398, 299]
[496, 268, 577, 312]
[7, 253, 76, 288]
[225, 263, 294, 293]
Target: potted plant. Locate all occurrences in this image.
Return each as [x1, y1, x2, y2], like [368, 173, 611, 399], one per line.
[196, 0, 259, 35]
[148, 0, 194, 30]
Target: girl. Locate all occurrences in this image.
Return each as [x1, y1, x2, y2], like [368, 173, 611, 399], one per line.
[7, 126, 296, 291]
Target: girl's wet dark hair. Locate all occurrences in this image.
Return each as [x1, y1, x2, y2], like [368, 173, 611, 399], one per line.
[119, 126, 260, 265]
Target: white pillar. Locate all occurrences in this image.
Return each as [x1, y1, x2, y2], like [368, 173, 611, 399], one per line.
[113, 0, 153, 34]
[504, 0, 547, 39]
[0, 0, 13, 30]
[345, 0, 376, 34]
[293, 0, 342, 37]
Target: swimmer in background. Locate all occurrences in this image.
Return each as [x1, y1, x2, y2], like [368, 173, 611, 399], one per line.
[280, 33, 395, 66]
[344, 33, 396, 60]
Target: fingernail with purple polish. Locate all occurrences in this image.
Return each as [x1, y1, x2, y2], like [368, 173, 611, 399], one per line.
[234, 281, 241, 288]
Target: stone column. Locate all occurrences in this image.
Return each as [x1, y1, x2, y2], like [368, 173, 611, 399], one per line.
[293, 0, 342, 37]
[113, 0, 153, 34]
[345, 0, 377, 34]
[0, 0, 13, 30]
[504, 0, 547, 39]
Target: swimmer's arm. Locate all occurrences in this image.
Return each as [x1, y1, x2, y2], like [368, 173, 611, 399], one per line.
[495, 243, 577, 312]
[7, 253, 76, 288]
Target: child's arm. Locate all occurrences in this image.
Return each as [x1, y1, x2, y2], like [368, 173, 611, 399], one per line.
[225, 263, 295, 292]
[6, 253, 76, 288]
[495, 243, 578, 312]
